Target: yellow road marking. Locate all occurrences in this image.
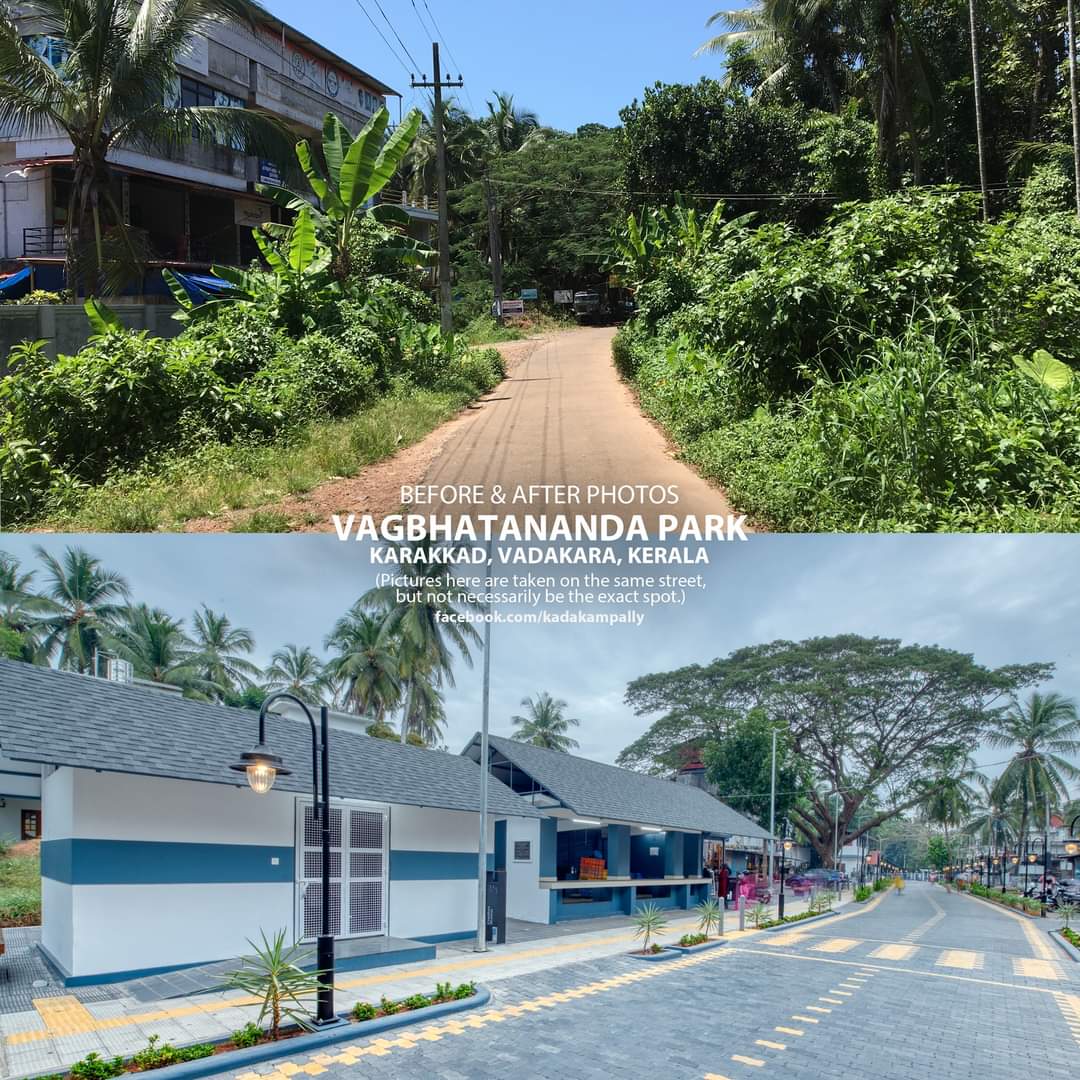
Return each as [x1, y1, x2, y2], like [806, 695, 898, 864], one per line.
[936, 949, 982, 970]
[811, 937, 861, 954]
[1013, 957, 1062, 980]
[829, 989, 853, 996]
[869, 943, 917, 960]
[838, 982, 861, 989]
[756, 1039, 786, 1050]
[703, 1074, 734, 1079]
[775, 1026, 804, 1036]
[731, 1055, 765, 1067]
[792, 1015, 820, 1023]
[807, 1005, 831, 1013]
[819, 997, 844, 1005]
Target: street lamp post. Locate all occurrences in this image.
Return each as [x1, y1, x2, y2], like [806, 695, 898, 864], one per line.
[778, 822, 791, 919]
[229, 692, 339, 1027]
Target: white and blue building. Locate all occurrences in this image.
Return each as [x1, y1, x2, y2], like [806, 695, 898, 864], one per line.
[462, 735, 773, 924]
[0, 660, 539, 986]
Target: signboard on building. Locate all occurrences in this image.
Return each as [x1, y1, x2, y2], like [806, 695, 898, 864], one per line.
[234, 198, 271, 227]
[520, 287, 539, 301]
[554, 290, 573, 304]
[258, 160, 284, 187]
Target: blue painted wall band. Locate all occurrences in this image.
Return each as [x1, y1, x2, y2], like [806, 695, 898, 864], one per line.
[41, 839, 294, 885]
[389, 850, 480, 881]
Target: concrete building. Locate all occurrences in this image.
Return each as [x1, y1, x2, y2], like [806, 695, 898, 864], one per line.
[462, 734, 773, 924]
[0, 2, 436, 293]
[0, 660, 537, 985]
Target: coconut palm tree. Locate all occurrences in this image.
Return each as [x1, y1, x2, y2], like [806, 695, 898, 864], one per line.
[404, 95, 487, 200]
[189, 605, 261, 700]
[359, 539, 483, 744]
[511, 691, 581, 752]
[483, 92, 543, 155]
[400, 669, 446, 747]
[0, 0, 291, 293]
[323, 605, 401, 722]
[105, 604, 218, 697]
[919, 747, 984, 852]
[30, 545, 129, 673]
[988, 692, 1080, 861]
[264, 644, 325, 705]
[0, 552, 46, 662]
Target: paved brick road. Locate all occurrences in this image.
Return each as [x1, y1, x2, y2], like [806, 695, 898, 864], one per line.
[224, 884, 1078, 1080]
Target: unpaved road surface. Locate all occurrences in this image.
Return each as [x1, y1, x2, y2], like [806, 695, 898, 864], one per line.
[421, 327, 735, 527]
[185, 327, 735, 532]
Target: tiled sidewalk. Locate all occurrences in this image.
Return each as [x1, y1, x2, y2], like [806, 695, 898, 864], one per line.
[0, 893, 827, 1078]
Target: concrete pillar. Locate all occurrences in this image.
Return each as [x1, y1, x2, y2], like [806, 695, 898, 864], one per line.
[607, 824, 630, 880]
[663, 831, 685, 879]
[683, 834, 703, 878]
[539, 817, 557, 881]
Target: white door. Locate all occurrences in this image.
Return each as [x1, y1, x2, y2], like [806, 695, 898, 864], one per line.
[296, 801, 388, 940]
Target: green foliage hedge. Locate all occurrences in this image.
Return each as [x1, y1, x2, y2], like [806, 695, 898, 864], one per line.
[617, 190, 1080, 531]
[0, 283, 504, 525]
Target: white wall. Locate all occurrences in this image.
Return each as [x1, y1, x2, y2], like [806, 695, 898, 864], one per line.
[387, 805, 493, 940]
[0, 162, 49, 261]
[505, 817, 549, 924]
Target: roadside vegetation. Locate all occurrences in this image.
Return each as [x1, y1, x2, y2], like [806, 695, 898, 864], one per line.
[0, 840, 40, 927]
[0, 106, 502, 531]
[604, 1, 1080, 533]
[612, 190, 1080, 532]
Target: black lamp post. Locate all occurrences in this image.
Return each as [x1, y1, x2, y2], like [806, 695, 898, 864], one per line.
[229, 691, 338, 1027]
[777, 821, 791, 919]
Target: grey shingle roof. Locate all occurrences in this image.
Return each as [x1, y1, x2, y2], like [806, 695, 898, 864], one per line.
[0, 660, 538, 818]
[466, 733, 773, 839]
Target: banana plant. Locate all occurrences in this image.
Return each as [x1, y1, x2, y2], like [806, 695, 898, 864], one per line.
[163, 207, 331, 323]
[257, 108, 428, 280]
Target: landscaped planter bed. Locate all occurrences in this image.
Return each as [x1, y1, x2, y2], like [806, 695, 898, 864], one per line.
[36, 984, 489, 1080]
[762, 910, 838, 932]
[959, 887, 1042, 919]
[665, 938, 728, 954]
[629, 947, 684, 962]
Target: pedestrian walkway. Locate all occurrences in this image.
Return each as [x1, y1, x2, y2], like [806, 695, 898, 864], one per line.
[0, 893, 827, 1078]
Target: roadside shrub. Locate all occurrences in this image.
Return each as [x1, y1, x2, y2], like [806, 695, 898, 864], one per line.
[70, 1053, 125, 1080]
[352, 1001, 377, 1021]
[854, 884, 872, 902]
[437, 347, 505, 395]
[231, 1023, 263, 1049]
[181, 304, 290, 383]
[131, 1036, 214, 1070]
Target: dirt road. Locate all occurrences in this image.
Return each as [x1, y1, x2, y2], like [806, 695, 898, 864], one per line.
[420, 327, 735, 526]
[185, 327, 735, 531]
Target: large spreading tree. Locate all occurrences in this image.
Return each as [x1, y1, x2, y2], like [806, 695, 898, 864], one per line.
[618, 634, 1050, 866]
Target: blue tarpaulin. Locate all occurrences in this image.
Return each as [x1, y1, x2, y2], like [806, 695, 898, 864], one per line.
[0, 267, 32, 300]
[167, 271, 233, 304]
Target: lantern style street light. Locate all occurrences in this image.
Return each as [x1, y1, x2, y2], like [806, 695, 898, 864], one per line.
[229, 691, 339, 1027]
[778, 823, 792, 919]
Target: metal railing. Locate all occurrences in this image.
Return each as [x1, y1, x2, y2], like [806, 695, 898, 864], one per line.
[23, 226, 70, 256]
[378, 188, 433, 212]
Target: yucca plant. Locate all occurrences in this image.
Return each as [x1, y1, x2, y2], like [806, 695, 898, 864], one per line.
[748, 901, 769, 928]
[632, 902, 668, 953]
[225, 929, 323, 1039]
[696, 897, 723, 937]
[1060, 902, 1079, 930]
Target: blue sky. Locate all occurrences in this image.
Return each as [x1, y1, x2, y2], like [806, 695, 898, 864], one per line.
[268, 0, 726, 131]
[3, 535, 1077, 776]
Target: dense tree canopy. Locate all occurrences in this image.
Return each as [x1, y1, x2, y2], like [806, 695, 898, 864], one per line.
[618, 634, 1051, 864]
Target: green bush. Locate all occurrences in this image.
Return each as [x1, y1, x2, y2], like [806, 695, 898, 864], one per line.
[130, 1036, 214, 1070]
[854, 884, 872, 902]
[352, 1001, 377, 1021]
[231, 1023, 263, 1049]
[70, 1053, 126, 1080]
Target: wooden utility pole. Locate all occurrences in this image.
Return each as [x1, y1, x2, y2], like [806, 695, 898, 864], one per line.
[1069, 0, 1080, 216]
[483, 178, 504, 325]
[412, 44, 463, 333]
[968, 0, 991, 221]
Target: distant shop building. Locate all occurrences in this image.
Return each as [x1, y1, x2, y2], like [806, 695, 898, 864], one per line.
[462, 734, 773, 923]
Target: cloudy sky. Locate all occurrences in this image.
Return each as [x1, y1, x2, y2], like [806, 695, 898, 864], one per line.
[3, 534, 1077, 776]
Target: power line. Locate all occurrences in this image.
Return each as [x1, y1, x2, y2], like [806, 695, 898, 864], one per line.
[370, 0, 423, 73]
[421, 0, 463, 75]
[351, 0, 412, 78]
[409, 0, 437, 42]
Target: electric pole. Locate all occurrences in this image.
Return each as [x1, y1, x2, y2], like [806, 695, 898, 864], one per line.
[412, 44, 463, 334]
[483, 178, 504, 325]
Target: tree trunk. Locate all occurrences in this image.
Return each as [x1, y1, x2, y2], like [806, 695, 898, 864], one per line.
[1068, 0, 1080, 216]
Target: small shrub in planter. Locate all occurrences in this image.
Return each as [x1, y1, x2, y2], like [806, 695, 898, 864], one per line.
[351, 1001, 377, 1022]
[696, 897, 723, 937]
[748, 902, 769, 928]
[70, 1053, 125, 1080]
[854, 884, 872, 902]
[452, 982, 476, 1000]
[130, 1035, 214, 1071]
[678, 932, 709, 947]
[231, 1023, 264, 1049]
